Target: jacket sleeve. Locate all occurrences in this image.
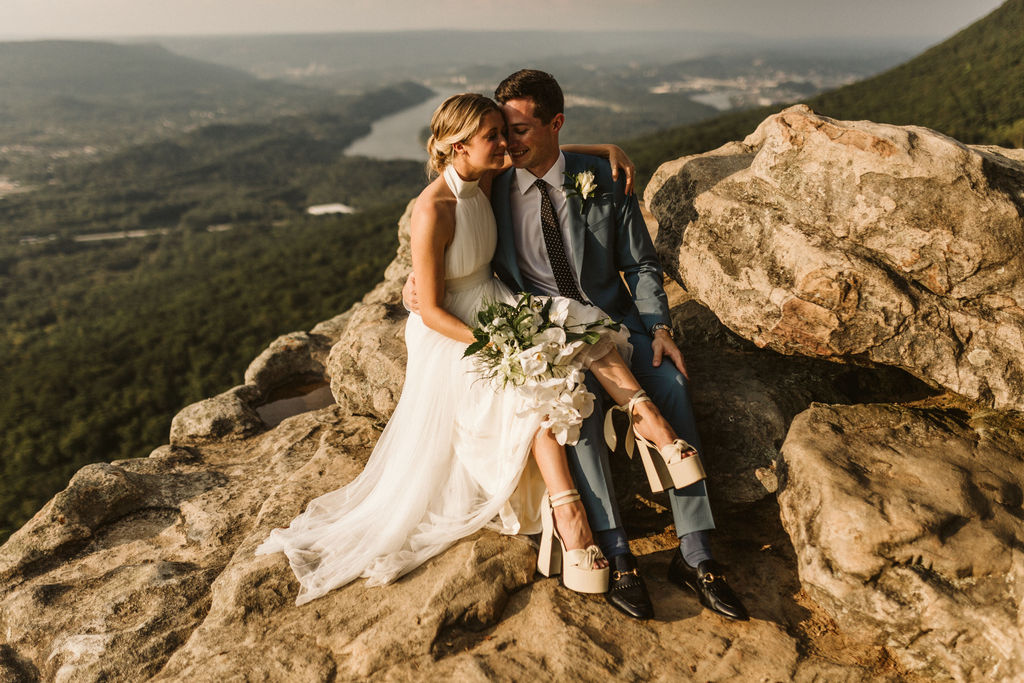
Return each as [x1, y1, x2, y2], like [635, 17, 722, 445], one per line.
[611, 172, 671, 333]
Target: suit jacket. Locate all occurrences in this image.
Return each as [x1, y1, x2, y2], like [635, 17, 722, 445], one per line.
[490, 152, 671, 334]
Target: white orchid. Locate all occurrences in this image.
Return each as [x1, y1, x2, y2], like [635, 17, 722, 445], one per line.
[517, 345, 550, 377]
[464, 292, 621, 446]
[534, 325, 567, 346]
[547, 297, 571, 327]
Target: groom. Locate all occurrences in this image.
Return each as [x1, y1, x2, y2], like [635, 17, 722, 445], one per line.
[489, 69, 747, 621]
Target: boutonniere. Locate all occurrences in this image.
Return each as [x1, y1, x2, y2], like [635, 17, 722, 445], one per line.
[563, 168, 599, 215]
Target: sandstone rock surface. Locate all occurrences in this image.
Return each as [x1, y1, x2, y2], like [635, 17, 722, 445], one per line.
[654, 281, 934, 507]
[168, 384, 263, 446]
[326, 199, 414, 421]
[646, 105, 1024, 413]
[244, 330, 330, 395]
[6, 110, 1023, 681]
[778, 401, 1024, 681]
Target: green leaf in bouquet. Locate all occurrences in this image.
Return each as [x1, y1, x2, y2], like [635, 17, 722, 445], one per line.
[580, 331, 601, 345]
[539, 297, 552, 318]
[514, 309, 534, 327]
[464, 340, 489, 357]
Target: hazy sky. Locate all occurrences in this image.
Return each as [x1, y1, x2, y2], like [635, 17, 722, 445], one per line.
[2, 0, 1006, 41]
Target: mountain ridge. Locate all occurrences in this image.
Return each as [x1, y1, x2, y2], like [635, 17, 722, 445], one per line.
[627, 0, 1024, 181]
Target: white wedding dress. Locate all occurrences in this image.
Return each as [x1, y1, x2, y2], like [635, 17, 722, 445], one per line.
[256, 165, 628, 605]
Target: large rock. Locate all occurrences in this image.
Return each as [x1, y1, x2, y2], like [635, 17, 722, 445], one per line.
[0, 407, 380, 682]
[778, 402, 1024, 680]
[10, 112, 1019, 679]
[244, 331, 330, 395]
[326, 199, 414, 421]
[0, 400, 870, 682]
[645, 105, 1024, 413]
[169, 384, 264, 446]
[635, 281, 935, 508]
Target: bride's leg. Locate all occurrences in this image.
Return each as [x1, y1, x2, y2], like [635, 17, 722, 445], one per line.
[589, 349, 686, 451]
[532, 427, 608, 569]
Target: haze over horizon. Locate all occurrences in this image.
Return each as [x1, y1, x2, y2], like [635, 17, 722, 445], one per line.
[2, 0, 1006, 44]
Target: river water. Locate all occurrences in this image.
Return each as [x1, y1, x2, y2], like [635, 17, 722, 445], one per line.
[344, 89, 458, 160]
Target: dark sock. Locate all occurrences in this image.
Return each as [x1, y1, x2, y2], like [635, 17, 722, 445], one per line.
[679, 530, 713, 568]
[595, 527, 630, 559]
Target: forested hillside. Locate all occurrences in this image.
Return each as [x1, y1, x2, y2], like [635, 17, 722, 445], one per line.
[627, 0, 1024, 181]
[0, 43, 433, 541]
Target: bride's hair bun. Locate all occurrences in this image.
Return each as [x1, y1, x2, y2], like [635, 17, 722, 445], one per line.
[426, 93, 500, 176]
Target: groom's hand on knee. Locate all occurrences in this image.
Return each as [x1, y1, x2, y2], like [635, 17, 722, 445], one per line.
[651, 330, 688, 379]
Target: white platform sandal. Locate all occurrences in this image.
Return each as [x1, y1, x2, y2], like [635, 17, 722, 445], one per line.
[536, 489, 610, 594]
[604, 389, 706, 493]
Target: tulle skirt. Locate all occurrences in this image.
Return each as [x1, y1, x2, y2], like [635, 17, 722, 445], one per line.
[256, 275, 626, 605]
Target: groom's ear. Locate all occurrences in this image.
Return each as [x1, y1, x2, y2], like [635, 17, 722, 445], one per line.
[550, 113, 564, 134]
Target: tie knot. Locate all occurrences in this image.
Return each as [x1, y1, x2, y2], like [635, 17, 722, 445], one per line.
[533, 178, 548, 192]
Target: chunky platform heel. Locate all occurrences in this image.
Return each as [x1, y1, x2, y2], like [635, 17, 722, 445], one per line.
[537, 489, 609, 594]
[604, 390, 706, 493]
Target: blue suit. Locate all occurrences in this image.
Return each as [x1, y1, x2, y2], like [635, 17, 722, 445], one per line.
[490, 152, 715, 538]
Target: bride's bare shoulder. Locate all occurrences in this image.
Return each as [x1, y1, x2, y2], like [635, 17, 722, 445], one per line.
[412, 174, 456, 236]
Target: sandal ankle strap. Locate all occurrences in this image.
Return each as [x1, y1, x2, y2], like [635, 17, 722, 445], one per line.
[549, 489, 581, 507]
[603, 389, 652, 456]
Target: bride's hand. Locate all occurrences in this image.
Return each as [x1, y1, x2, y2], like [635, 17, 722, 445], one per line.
[560, 143, 636, 195]
[606, 145, 635, 195]
[403, 273, 421, 313]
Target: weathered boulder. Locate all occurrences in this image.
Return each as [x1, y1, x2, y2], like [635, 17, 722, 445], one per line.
[169, 384, 264, 446]
[778, 401, 1024, 680]
[326, 199, 414, 421]
[646, 104, 1024, 413]
[244, 331, 328, 394]
[0, 407, 379, 682]
[633, 281, 935, 507]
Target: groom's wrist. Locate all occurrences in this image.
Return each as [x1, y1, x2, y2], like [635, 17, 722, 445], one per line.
[650, 323, 672, 339]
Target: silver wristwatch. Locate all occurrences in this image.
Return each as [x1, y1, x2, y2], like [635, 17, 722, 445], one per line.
[650, 323, 673, 338]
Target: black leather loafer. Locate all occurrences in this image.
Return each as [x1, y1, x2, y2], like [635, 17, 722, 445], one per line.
[667, 553, 749, 621]
[606, 553, 654, 620]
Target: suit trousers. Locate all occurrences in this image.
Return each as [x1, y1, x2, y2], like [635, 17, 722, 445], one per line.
[564, 313, 716, 538]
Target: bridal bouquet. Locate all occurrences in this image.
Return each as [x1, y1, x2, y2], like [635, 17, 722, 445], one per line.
[464, 293, 620, 446]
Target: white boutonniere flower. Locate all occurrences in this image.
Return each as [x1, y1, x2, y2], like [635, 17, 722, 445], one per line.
[564, 168, 600, 215]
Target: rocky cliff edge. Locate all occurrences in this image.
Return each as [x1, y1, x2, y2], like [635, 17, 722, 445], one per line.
[2, 106, 1022, 682]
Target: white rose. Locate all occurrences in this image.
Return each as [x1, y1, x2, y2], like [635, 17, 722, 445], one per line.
[576, 170, 597, 198]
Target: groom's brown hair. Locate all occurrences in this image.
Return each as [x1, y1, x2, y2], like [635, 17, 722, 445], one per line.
[494, 69, 564, 124]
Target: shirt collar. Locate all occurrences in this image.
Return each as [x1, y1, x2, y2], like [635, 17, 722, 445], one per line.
[515, 152, 566, 196]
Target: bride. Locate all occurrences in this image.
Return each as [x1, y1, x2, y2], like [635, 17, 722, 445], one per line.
[257, 93, 691, 605]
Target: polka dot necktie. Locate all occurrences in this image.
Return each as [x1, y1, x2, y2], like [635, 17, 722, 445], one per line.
[534, 178, 584, 302]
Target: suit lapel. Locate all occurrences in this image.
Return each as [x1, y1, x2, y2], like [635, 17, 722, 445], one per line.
[491, 170, 525, 290]
[562, 154, 587, 279]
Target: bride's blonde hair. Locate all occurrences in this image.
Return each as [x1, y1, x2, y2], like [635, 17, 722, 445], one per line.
[426, 93, 501, 176]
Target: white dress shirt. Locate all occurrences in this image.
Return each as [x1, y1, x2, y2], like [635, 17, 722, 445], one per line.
[510, 153, 589, 301]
